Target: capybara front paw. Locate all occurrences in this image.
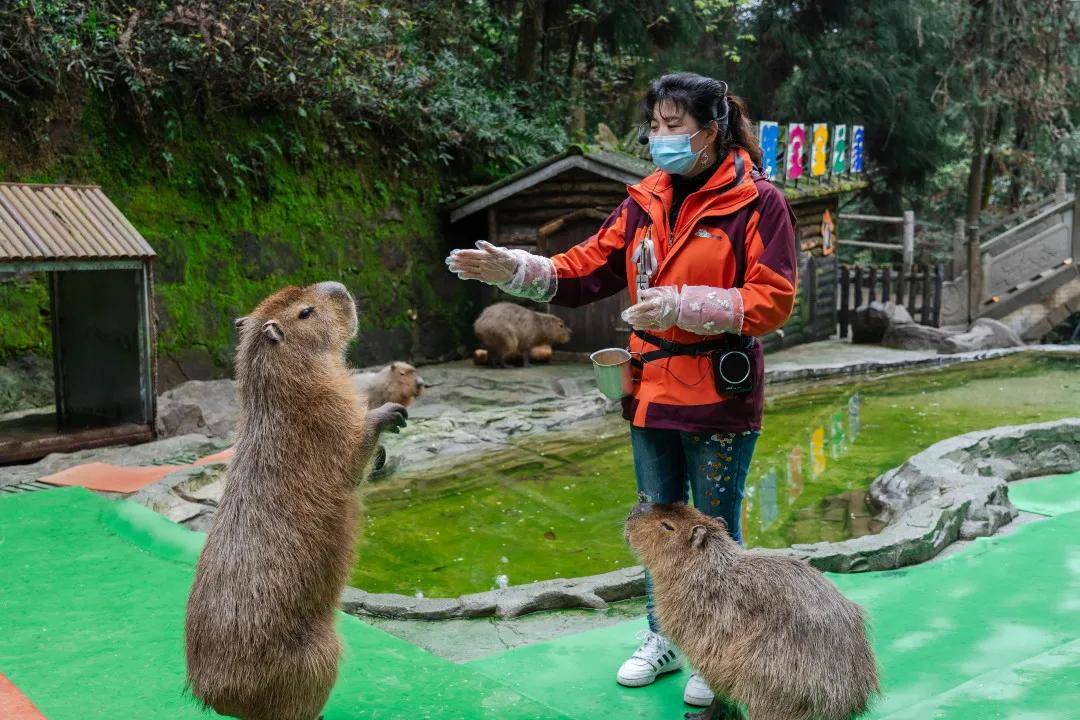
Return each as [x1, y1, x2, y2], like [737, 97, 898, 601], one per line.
[371, 402, 408, 434]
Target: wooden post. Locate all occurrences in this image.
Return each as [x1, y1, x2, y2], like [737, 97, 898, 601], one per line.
[952, 218, 966, 280]
[839, 265, 850, 339]
[906, 264, 918, 318]
[881, 265, 891, 303]
[853, 266, 863, 309]
[902, 210, 915, 274]
[919, 264, 931, 324]
[868, 266, 877, 303]
[1073, 176, 1080, 263]
[965, 224, 981, 325]
[932, 264, 943, 327]
[1056, 172, 1067, 203]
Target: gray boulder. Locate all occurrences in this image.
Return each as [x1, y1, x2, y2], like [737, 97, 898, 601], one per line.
[156, 378, 239, 439]
[939, 318, 1024, 354]
[851, 301, 913, 344]
[881, 321, 955, 351]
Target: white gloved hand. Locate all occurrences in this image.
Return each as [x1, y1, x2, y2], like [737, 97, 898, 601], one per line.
[445, 240, 519, 284]
[621, 286, 680, 331]
[445, 240, 558, 302]
[622, 285, 744, 335]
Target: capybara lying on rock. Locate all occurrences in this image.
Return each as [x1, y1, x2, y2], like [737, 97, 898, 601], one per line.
[354, 360, 426, 409]
[473, 302, 571, 368]
[625, 501, 879, 720]
[185, 281, 407, 720]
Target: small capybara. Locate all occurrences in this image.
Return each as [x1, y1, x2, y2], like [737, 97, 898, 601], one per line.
[473, 302, 571, 368]
[185, 281, 407, 720]
[625, 502, 879, 720]
[354, 360, 427, 409]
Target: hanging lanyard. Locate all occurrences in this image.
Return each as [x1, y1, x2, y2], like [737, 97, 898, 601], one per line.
[631, 230, 657, 293]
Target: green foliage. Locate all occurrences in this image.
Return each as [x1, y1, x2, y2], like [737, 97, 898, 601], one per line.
[0, 273, 51, 361]
[1, 109, 475, 370]
[0, 1, 568, 178]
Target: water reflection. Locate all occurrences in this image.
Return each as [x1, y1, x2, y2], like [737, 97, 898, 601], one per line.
[745, 392, 882, 544]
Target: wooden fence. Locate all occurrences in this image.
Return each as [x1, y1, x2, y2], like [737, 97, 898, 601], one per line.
[837, 263, 944, 338]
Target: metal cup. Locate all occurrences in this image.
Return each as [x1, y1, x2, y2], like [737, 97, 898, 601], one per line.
[590, 348, 633, 400]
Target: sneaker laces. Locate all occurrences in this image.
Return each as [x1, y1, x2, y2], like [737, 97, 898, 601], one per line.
[630, 630, 668, 663]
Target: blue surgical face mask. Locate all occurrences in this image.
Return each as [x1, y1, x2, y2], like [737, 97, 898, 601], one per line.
[648, 128, 704, 175]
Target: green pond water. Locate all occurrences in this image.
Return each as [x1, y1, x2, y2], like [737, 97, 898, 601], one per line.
[353, 353, 1079, 597]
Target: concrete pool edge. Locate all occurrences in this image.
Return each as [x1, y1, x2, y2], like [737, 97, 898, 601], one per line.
[764, 342, 1080, 384]
[341, 417, 1080, 620]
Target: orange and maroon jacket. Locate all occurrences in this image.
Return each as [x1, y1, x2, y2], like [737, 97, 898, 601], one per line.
[548, 147, 798, 433]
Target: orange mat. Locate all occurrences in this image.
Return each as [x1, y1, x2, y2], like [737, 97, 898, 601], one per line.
[193, 447, 234, 465]
[38, 463, 183, 493]
[0, 673, 46, 720]
[37, 447, 234, 494]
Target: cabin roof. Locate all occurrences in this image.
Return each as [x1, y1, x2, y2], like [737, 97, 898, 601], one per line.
[448, 146, 869, 224]
[0, 183, 155, 263]
[448, 147, 654, 223]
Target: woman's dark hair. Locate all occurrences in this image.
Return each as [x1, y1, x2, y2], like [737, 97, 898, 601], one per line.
[641, 72, 763, 169]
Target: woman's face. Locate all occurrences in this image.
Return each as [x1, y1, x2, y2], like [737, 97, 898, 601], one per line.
[649, 99, 716, 170]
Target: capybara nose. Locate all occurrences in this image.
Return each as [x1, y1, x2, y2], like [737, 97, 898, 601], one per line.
[315, 281, 352, 302]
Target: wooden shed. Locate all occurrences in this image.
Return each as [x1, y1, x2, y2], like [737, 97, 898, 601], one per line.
[0, 183, 157, 463]
[448, 146, 868, 354]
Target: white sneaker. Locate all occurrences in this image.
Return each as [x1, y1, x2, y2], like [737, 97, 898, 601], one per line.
[616, 630, 683, 687]
[683, 672, 715, 706]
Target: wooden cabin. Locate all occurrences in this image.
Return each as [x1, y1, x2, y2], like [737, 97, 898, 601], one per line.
[0, 183, 158, 463]
[448, 146, 867, 354]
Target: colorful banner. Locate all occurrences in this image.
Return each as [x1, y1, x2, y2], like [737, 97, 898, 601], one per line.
[811, 123, 829, 176]
[758, 121, 780, 179]
[831, 124, 848, 174]
[851, 125, 865, 173]
[785, 123, 806, 180]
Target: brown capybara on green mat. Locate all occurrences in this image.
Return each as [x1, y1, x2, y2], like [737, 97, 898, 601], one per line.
[473, 302, 571, 368]
[185, 282, 407, 720]
[625, 501, 879, 720]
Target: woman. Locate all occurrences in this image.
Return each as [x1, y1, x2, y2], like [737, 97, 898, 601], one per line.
[446, 72, 797, 708]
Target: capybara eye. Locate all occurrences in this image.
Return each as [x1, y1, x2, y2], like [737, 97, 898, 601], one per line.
[298, 306, 315, 320]
[661, 521, 674, 531]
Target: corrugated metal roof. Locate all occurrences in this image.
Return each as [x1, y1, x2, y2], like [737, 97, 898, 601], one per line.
[0, 183, 155, 261]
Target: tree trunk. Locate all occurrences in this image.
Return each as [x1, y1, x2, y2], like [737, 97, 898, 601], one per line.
[1008, 112, 1030, 208]
[514, 0, 545, 83]
[980, 110, 1006, 212]
[964, 104, 996, 227]
[565, 24, 581, 79]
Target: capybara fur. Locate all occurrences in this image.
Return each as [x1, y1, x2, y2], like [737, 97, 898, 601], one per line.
[625, 502, 879, 720]
[474, 302, 571, 368]
[185, 281, 407, 720]
[354, 360, 426, 409]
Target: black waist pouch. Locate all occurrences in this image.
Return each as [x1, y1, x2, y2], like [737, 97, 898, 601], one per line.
[711, 336, 757, 395]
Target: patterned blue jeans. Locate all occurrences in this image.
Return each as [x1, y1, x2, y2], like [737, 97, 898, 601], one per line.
[629, 425, 760, 632]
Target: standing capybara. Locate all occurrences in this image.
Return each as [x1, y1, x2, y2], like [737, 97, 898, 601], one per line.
[185, 281, 407, 720]
[473, 302, 571, 368]
[354, 360, 427, 409]
[625, 502, 879, 720]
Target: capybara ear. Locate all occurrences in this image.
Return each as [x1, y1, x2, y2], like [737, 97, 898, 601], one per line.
[690, 524, 708, 548]
[262, 319, 285, 343]
[234, 316, 249, 330]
